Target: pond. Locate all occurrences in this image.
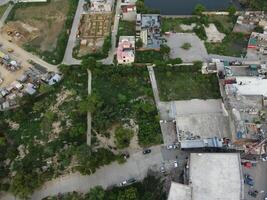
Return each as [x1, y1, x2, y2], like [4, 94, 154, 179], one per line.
[144, 0, 241, 15]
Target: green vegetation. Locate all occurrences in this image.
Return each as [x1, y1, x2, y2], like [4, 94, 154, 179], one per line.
[205, 32, 248, 57]
[91, 65, 162, 146]
[0, 65, 119, 199]
[135, 50, 163, 63]
[239, 0, 267, 10]
[181, 42, 192, 50]
[114, 126, 134, 149]
[116, 20, 136, 46]
[154, 64, 220, 101]
[43, 175, 166, 200]
[7, 0, 78, 64]
[0, 3, 8, 18]
[193, 4, 206, 15]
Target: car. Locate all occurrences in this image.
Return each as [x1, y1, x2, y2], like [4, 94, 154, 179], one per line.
[248, 190, 258, 198]
[127, 178, 136, 184]
[143, 149, 151, 154]
[160, 166, 166, 173]
[166, 145, 173, 150]
[174, 161, 178, 168]
[119, 180, 127, 186]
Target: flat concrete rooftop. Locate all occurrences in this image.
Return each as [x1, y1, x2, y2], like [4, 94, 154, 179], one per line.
[189, 153, 243, 200]
[168, 182, 192, 200]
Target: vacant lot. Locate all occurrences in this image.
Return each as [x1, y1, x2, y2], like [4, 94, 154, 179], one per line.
[2, 0, 78, 64]
[116, 20, 135, 46]
[154, 65, 220, 101]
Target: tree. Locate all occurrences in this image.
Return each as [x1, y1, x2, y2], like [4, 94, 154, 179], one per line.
[193, 4, 206, 15]
[136, 38, 143, 49]
[87, 186, 105, 200]
[160, 44, 170, 59]
[181, 43, 192, 50]
[78, 94, 102, 113]
[227, 5, 236, 17]
[117, 187, 138, 200]
[114, 126, 134, 149]
[254, 25, 264, 33]
[82, 57, 96, 70]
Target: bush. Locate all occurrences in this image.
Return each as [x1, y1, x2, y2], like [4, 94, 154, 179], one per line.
[114, 126, 134, 149]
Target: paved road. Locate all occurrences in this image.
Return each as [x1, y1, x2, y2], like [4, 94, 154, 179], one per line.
[100, 0, 121, 65]
[0, 3, 13, 27]
[147, 66, 160, 107]
[62, 0, 84, 65]
[29, 145, 163, 200]
[86, 69, 91, 146]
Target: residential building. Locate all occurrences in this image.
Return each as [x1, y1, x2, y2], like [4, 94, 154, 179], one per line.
[168, 153, 243, 200]
[136, 14, 162, 49]
[117, 36, 135, 64]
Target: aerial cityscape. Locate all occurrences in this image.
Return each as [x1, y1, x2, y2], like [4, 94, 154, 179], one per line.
[0, 0, 266, 199]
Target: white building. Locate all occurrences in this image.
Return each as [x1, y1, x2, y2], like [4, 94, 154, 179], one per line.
[90, 0, 113, 12]
[168, 153, 243, 200]
[117, 36, 135, 64]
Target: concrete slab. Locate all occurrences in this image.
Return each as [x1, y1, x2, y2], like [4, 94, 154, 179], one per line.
[165, 33, 208, 62]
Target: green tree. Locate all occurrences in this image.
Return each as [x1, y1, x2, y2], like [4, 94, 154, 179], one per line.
[136, 38, 143, 49]
[87, 186, 105, 200]
[82, 57, 96, 70]
[227, 5, 236, 17]
[181, 42, 192, 50]
[79, 94, 102, 113]
[160, 44, 170, 59]
[193, 4, 206, 15]
[118, 187, 138, 200]
[114, 126, 134, 149]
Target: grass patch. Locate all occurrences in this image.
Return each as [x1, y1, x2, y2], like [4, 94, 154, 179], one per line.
[116, 20, 136, 47]
[91, 65, 162, 146]
[135, 50, 163, 63]
[181, 42, 192, 50]
[205, 32, 248, 57]
[0, 3, 8, 18]
[154, 65, 221, 101]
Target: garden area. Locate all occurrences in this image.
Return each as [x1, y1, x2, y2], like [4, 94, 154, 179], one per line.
[117, 20, 136, 46]
[43, 174, 166, 200]
[154, 63, 221, 101]
[0, 65, 119, 199]
[3, 0, 78, 64]
[91, 64, 162, 146]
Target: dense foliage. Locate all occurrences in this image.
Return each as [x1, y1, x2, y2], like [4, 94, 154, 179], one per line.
[0, 66, 118, 199]
[91, 64, 162, 146]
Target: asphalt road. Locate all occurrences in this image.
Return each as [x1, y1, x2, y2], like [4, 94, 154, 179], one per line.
[62, 0, 84, 65]
[29, 145, 163, 200]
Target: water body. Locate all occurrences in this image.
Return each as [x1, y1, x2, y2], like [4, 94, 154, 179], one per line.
[145, 0, 241, 15]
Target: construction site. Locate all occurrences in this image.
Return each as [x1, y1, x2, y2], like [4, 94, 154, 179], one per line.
[77, 13, 112, 56]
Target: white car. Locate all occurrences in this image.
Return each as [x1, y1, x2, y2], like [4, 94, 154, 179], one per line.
[119, 180, 127, 186]
[166, 145, 173, 150]
[174, 161, 178, 168]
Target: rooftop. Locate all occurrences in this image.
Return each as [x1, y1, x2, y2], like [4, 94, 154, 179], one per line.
[168, 182, 192, 200]
[189, 153, 243, 200]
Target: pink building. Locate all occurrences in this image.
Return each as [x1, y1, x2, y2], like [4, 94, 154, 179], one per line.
[117, 36, 135, 64]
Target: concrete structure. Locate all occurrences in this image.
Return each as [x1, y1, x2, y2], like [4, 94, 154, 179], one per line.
[247, 32, 267, 60]
[168, 153, 243, 200]
[136, 14, 162, 49]
[180, 137, 223, 149]
[168, 182, 192, 200]
[117, 36, 135, 64]
[17, 0, 47, 2]
[89, 0, 113, 12]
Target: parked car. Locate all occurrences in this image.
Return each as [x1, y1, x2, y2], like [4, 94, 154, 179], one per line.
[248, 190, 258, 198]
[160, 166, 166, 173]
[127, 178, 136, 184]
[143, 149, 151, 154]
[166, 145, 173, 150]
[119, 180, 127, 186]
[244, 174, 254, 186]
[174, 161, 178, 168]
